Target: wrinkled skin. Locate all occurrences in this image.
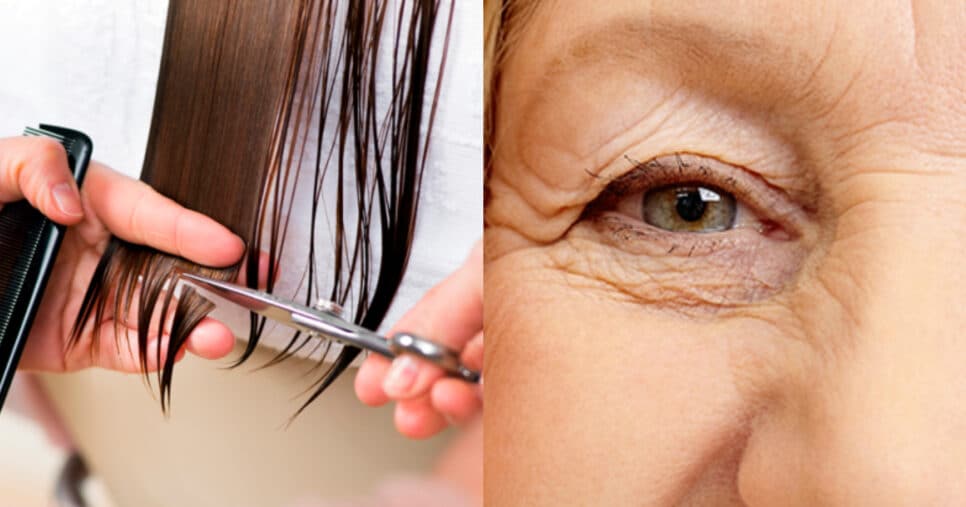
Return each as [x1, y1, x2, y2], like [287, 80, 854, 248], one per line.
[485, 1, 966, 505]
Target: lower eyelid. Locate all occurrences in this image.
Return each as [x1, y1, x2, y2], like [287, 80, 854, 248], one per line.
[589, 212, 753, 258]
[565, 217, 808, 307]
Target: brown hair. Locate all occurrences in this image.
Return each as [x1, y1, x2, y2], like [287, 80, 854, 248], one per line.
[71, 0, 453, 412]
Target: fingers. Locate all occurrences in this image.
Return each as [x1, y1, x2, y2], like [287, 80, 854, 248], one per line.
[0, 136, 84, 224]
[64, 280, 235, 372]
[390, 356, 482, 439]
[362, 329, 482, 404]
[235, 249, 273, 289]
[381, 377, 481, 441]
[356, 242, 483, 405]
[65, 317, 234, 373]
[70, 320, 181, 373]
[0, 136, 245, 266]
[354, 242, 484, 438]
[82, 162, 245, 267]
[461, 331, 484, 373]
[399, 240, 483, 346]
[356, 354, 393, 406]
[184, 318, 237, 360]
[392, 380, 482, 439]
[431, 378, 483, 424]
[111, 286, 235, 363]
[354, 273, 478, 406]
[395, 395, 448, 439]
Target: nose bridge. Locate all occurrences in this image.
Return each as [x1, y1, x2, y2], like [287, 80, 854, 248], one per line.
[816, 186, 966, 497]
[840, 181, 966, 414]
[818, 279, 966, 504]
[818, 169, 966, 415]
[849, 224, 965, 375]
[740, 187, 966, 506]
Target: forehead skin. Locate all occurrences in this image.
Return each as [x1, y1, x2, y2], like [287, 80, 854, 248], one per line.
[485, 1, 966, 505]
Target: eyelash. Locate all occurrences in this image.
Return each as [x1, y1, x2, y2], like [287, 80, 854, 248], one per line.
[583, 153, 803, 255]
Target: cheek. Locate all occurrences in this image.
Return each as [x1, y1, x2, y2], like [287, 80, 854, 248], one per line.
[485, 251, 775, 503]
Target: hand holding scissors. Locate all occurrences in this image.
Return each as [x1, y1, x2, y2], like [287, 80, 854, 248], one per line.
[179, 273, 481, 384]
[355, 242, 483, 439]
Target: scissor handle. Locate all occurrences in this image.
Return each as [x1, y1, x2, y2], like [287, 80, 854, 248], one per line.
[388, 333, 481, 384]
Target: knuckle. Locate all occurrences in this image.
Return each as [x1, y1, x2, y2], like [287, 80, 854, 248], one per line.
[0, 137, 60, 197]
[27, 136, 67, 165]
[15, 138, 68, 204]
[23, 138, 69, 181]
[172, 211, 190, 258]
[0, 160, 20, 199]
[127, 186, 152, 243]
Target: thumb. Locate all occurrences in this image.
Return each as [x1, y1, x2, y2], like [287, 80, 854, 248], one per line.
[380, 241, 483, 399]
[0, 136, 84, 224]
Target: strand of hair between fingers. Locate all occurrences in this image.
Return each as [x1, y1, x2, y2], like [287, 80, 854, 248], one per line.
[70, 0, 455, 415]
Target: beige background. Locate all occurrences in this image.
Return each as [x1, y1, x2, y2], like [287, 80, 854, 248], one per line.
[40, 345, 451, 507]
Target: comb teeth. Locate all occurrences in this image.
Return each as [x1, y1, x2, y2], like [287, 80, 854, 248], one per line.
[0, 204, 45, 345]
[23, 126, 64, 141]
[23, 126, 73, 152]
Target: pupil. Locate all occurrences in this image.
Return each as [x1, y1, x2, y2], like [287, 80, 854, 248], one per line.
[675, 189, 706, 222]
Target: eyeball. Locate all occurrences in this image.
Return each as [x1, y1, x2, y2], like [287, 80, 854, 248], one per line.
[642, 184, 736, 233]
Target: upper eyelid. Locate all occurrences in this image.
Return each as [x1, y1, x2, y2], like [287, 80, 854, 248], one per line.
[599, 153, 739, 196]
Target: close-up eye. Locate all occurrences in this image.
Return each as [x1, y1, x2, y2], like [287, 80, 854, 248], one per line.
[590, 153, 801, 245]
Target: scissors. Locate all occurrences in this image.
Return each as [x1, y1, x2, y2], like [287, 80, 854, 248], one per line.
[179, 273, 480, 383]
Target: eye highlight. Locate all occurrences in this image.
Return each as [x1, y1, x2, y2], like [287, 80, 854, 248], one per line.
[642, 184, 736, 233]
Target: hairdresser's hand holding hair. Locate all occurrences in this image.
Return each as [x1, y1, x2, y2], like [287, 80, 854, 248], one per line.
[355, 241, 483, 439]
[0, 135, 244, 372]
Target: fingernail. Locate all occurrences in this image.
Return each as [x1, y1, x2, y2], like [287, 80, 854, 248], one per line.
[52, 182, 83, 217]
[383, 356, 418, 397]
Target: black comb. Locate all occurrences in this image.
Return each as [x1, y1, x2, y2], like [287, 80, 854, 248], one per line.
[0, 125, 92, 409]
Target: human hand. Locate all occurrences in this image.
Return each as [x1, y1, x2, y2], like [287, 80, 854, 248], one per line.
[355, 241, 483, 439]
[0, 135, 244, 372]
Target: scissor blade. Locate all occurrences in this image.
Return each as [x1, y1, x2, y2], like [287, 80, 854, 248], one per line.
[179, 273, 396, 360]
[179, 273, 296, 325]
